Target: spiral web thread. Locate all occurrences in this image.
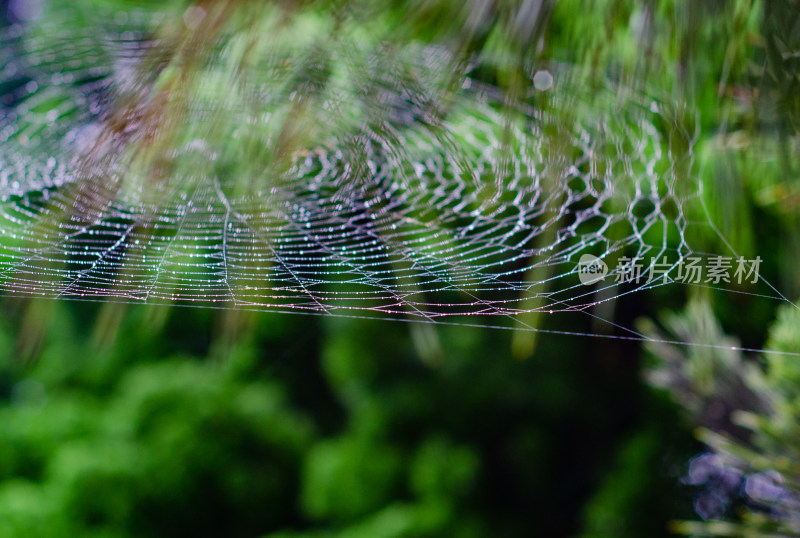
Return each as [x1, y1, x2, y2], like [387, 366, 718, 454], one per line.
[0, 9, 785, 341]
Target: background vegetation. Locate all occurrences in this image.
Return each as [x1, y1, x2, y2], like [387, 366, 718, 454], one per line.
[0, 0, 799, 536]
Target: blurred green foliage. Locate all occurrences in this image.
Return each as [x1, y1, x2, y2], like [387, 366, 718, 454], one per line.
[1, 0, 799, 536]
[642, 298, 800, 537]
[0, 297, 694, 537]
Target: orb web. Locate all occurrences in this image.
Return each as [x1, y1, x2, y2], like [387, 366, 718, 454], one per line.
[0, 6, 780, 340]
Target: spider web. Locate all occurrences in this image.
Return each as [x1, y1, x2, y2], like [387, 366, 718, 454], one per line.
[0, 4, 786, 341]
